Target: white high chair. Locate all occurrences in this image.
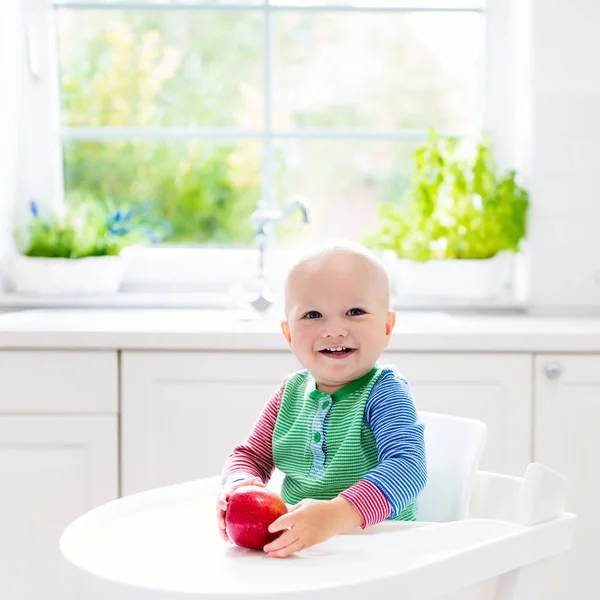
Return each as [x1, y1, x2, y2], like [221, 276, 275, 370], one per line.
[60, 412, 576, 600]
[418, 411, 487, 522]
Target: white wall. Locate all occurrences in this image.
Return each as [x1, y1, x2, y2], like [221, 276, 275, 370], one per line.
[526, 0, 600, 310]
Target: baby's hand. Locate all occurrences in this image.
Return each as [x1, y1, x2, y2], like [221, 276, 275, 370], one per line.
[263, 496, 363, 558]
[216, 477, 265, 542]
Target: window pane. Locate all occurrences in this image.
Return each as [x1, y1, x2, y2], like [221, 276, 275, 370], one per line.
[57, 10, 263, 128]
[272, 12, 482, 131]
[273, 140, 420, 244]
[62, 140, 262, 244]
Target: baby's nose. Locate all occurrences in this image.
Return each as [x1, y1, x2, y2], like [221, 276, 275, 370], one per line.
[321, 321, 349, 338]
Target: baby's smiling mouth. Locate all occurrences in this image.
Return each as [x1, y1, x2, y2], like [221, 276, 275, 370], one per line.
[319, 347, 356, 359]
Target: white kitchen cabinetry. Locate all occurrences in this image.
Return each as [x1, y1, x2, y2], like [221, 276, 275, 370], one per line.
[535, 354, 600, 600]
[121, 351, 300, 496]
[122, 351, 532, 495]
[0, 416, 118, 600]
[0, 351, 119, 600]
[0, 350, 118, 413]
[384, 352, 532, 476]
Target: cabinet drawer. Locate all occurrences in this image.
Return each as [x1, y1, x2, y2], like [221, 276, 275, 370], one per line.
[0, 351, 118, 414]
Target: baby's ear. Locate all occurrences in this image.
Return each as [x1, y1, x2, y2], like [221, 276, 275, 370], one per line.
[385, 311, 396, 336]
[281, 321, 292, 344]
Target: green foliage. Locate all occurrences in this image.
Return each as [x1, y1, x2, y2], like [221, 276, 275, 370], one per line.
[60, 16, 261, 245]
[59, 14, 480, 247]
[63, 141, 260, 245]
[16, 199, 159, 259]
[367, 130, 529, 261]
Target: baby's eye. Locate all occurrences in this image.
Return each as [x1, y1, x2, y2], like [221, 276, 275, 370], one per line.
[347, 308, 366, 316]
[303, 311, 322, 319]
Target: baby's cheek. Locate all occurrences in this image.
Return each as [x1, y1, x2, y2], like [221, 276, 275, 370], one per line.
[291, 339, 314, 366]
[293, 330, 312, 349]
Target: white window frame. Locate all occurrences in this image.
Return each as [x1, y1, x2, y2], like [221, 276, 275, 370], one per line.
[11, 0, 518, 304]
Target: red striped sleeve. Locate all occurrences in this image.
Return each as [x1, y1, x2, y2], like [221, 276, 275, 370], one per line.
[221, 382, 284, 486]
[340, 480, 392, 528]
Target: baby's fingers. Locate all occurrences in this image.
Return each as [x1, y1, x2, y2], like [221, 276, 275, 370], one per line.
[267, 539, 304, 559]
[217, 492, 228, 511]
[216, 502, 230, 542]
[263, 528, 298, 555]
[217, 507, 226, 529]
[268, 511, 295, 533]
[217, 519, 230, 542]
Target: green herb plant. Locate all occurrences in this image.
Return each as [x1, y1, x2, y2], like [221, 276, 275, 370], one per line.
[368, 130, 529, 262]
[16, 197, 162, 259]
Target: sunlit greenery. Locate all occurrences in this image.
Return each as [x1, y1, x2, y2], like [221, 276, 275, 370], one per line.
[367, 130, 529, 261]
[16, 198, 158, 258]
[58, 10, 479, 246]
[59, 13, 261, 244]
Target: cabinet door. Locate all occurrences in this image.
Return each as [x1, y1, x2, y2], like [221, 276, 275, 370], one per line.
[121, 351, 299, 495]
[384, 352, 532, 475]
[535, 354, 600, 600]
[0, 416, 118, 600]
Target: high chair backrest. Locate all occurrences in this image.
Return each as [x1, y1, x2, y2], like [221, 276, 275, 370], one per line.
[416, 411, 487, 522]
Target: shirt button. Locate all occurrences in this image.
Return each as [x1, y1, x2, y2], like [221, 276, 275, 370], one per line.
[314, 432, 321, 443]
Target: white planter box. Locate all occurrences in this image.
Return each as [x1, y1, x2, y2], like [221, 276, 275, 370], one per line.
[7, 255, 125, 295]
[385, 251, 519, 303]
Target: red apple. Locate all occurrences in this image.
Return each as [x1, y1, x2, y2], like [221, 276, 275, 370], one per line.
[225, 486, 288, 551]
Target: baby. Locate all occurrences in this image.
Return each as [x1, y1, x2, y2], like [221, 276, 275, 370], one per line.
[217, 242, 427, 558]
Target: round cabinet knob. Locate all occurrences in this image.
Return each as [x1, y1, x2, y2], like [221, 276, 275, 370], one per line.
[545, 363, 562, 380]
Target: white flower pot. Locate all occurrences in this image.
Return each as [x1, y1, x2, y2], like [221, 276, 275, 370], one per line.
[8, 254, 125, 295]
[384, 251, 519, 303]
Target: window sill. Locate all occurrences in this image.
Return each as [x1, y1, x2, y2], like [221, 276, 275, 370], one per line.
[0, 247, 527, 312]
[0, 290, 526, 314]
[0, 291, 240, 310]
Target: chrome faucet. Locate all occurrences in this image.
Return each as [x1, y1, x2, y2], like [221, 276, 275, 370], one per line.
[246, 195, 311, 314]
[250, 194, 310, 237]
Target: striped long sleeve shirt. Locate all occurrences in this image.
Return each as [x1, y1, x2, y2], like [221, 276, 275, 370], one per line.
[222, 365, 427, 528]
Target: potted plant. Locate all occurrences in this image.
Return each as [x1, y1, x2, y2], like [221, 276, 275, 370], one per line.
[367, 130, 529, 302]
[8, 199, 160, 295]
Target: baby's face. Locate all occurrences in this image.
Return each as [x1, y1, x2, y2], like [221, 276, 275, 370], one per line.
[282, 252, 395, 394]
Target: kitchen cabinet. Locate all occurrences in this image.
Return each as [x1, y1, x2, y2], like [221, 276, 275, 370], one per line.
[0, 351, 119, 600]
[534, 354, 600, 600]
[0, 416, 117, 600]
[121, 351, 300, 495]
[122, 351, 532, 495]
[0, 345, 594, 600]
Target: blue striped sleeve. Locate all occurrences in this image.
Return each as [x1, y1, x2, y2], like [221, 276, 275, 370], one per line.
[363, 367, 427, 518]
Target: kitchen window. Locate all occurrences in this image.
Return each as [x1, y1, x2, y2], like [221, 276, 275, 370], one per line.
[16, 0, 515, 298]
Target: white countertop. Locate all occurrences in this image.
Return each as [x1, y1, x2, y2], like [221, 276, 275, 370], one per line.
[0, 308, 598, 351]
